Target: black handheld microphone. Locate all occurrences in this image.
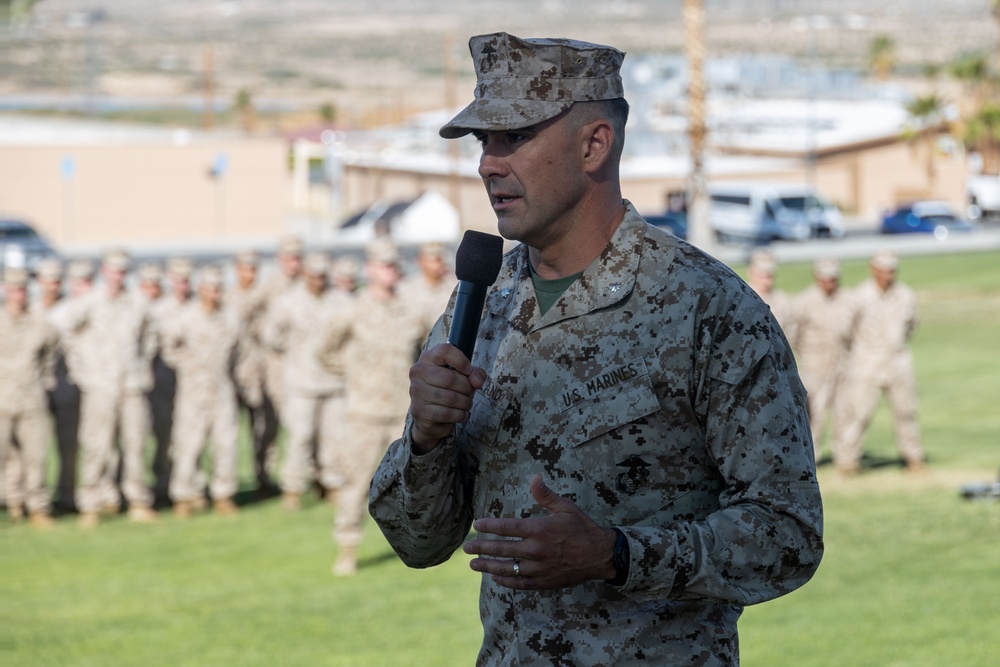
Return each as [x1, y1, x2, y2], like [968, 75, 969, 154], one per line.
[448, 230, 504, 360]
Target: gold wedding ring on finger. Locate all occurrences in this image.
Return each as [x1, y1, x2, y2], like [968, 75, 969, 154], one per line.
[513, 558, 522, 578]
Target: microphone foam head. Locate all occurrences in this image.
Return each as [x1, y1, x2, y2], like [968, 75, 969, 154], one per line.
[455, 231, 504, 285]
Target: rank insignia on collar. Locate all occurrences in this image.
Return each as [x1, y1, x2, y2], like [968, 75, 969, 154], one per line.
[615, 455, 651, 495]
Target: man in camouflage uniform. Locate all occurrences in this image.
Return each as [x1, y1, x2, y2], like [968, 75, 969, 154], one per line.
[163, 266, 241, 516]
[834, 250, 925, 475]
[264, 252, 351, 510]
[228, 249, 277, 493]
[0, 268, 59, 527]
[369, 33, 823, 666]
[44, 260, 95, 512]
[147, 257, 194, 504]
[319, 239, 424, 576]
[330, 255, 360, 296]
[259, 234, 304, 421]
[59, 250, 158, 527]
[397, 242, 457, 352]
[790, 258, 853, 462]
[746, 250, 795, 339]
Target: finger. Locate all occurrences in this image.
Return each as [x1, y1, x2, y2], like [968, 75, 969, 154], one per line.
[463, 537, 524, 559]
[529, 473, 577, 515]
[472, 517, 529, 539]
[424, 343, 474, 376]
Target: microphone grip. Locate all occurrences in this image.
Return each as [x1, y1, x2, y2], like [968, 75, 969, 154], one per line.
[448, 280, 488, 360]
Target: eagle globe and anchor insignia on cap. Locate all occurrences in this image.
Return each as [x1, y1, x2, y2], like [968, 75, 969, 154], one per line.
[615, 455, 652, 495]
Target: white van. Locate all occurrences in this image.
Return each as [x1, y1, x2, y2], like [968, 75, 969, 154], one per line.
[708, 182, 845, 243]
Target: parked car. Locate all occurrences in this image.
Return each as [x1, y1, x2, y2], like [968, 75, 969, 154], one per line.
[644, 212, 687, 240]
[0, 219, 60, 274]
[707, 182, 845, 243]
[966, 174, 1000, 221]
[880, 201, 977, 239]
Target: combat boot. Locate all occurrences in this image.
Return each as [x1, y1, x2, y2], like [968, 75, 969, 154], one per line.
[127, 505, 158, 524]
[79, 512, 99, 528]
[332, 546, 358, 577]
[8, 503, 24, 523]
[281, 492, 301, 511]
[214, 497, 239, 516]
[173, 500, 194, 519]
[29, 511, 54, 530]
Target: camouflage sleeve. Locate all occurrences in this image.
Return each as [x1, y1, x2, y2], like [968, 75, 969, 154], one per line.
[620, 280, 823, 605]
[261, 298, 289, 353]
[39, 320, 61, 392]
[368, 418, 475, 568]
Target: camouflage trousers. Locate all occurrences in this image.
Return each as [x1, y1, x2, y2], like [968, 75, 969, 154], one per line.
[169, 388, 239, 503]
[332, 415, 402, 549]
[835, 358, 924, 468]
[279, 389, 347, 495]
[0, 407, 52, 515]
[799, 365, 842, 460]
[76, 390, 153, 513]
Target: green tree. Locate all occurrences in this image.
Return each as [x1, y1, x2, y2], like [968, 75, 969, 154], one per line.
[868, 34, 896, 80]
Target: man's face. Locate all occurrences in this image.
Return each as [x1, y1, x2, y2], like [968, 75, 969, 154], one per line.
[367, 260, 401, 291]
[280, 253, 302, 279]
[140, 281, 162, 301]
[4, 285, 27, 311]
[872, 265, 896, 291]
[200, 283, 222, 309]
[475, 111, 588, 248]
[305, 271, 327, 295]
[751, 268, 775, 294]
[40, 278, 62, 301]
[419, 254, 447, 282]
[103, 266, 126, 294]
[236, 263, 257, 288]
[817, 275, 838, 297]
[171, 277, 191, 300]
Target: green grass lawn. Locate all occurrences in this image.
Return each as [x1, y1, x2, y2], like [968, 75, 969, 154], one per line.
[3, 250, 999, 666]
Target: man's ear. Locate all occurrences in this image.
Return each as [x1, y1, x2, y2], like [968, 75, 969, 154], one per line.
[581, 120, 614, 174]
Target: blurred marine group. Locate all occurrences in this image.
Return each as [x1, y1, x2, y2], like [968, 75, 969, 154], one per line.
[0, 235, 455, 576]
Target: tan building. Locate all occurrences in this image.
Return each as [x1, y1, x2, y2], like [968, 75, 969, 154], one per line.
[0, 116, 289, 250]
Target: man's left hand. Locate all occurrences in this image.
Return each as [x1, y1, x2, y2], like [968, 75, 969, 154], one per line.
[464, 473, 618, 590]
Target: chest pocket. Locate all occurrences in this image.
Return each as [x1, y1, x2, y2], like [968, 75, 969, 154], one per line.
[559, 358, 660, 449]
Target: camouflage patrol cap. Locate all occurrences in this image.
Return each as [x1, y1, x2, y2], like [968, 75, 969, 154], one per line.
[3, 266, 29, 287]
[278, 234, 304, 256]
[366, 238, 401, 266]
[748, 250, 777, 274]
[331, 255, 360, 280]
[137, 262, 163, 284]
[167, 257, 194, 279]
[67, 259, 95, 281]
[234, 249, 259, 267]
[198, 264, 225, 287]
[102, 248, 130, 271]
[303, 251, 330, 275]
[813, 257, 840, 279]
[418, 242, 447, 259]
[439, 32, 626, 139]
[36, 258, 63, 282]
[870, 249, 899, 270]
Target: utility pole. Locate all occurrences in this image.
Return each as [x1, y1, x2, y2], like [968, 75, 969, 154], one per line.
[684, 0, 713, 252]
[445, 32, 462, 218]
[203, 44, 215, 130]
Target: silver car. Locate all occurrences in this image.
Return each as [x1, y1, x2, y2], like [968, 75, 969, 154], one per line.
[0, 219, 60, 275]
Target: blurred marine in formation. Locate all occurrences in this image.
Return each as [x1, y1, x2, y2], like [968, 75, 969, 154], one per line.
[790, 258, 853, 462]
[163, 266, 241, 516]
[835, 250, 925, 475]
[746, 250, 795, 338]
[58, 249, 158, 527]
[33, 258, 83, 514]
[0, 267, 59, 527]
[264, 251, 351, 510]
[397, 242, 457, 349]
[320, 239, 425, 576]
[229, 249, 277, 494]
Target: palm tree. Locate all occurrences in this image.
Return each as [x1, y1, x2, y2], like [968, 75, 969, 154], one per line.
[964, 103, 1000, 174]
[903, 94, 949, 195]
[868, 34, 896, 80]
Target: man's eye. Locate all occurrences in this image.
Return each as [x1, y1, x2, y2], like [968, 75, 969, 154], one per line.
[507, 133, 527, 143]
